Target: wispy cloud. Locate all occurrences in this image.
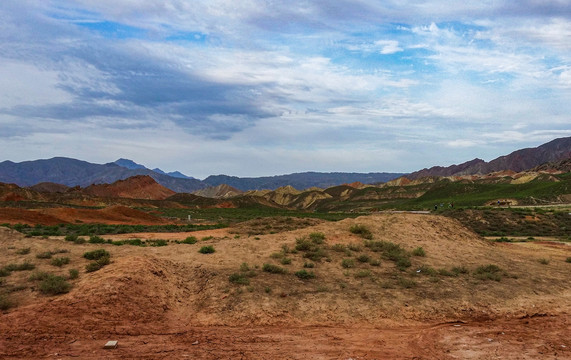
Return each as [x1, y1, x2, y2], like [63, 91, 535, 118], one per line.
[0, 1, 569, 177]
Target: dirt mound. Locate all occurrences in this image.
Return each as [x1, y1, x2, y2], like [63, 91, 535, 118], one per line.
[82, 175, 175, 200]
[1, 213, 570, 358]
[28, 182, 70, 193]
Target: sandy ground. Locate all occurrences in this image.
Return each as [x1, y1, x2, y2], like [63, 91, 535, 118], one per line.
[1, 213, 570, 359]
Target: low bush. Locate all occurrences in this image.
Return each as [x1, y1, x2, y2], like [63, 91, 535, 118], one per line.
[4, 262, 35, 272]
[280, 257, 292, 265]
[229, 273, 250, 285]
[347, 243, 362, 252]
[0, 268, 10, 277]
[16, 247, 31, 255]
[309, 232, 325, 244]
[29, 271, 51, 281]
[0, 295, 15, 311]
[68, 268, 79, 279]
[397, 277, 417, 288]
[83, 249, 109, 260]
[474, 264, 503, 281]
[198, 245, 215, 254]
[85, 256, 110, 273]
[412, 247, 426, 257]
[240, 262, 250, 272]
[64, 234, 78, 242]
[341, 258, 355, 268]
[369, 258, 381, 266]
[566, 257, 571, 263]
[149, 239, 168, 247]
[331, 244, 346, 252]
[396, 257, 411, 271]
[38, 274, 71, 295]
[294, 269, 315, 279]
[416, 265, 437, 276]
[437, 268, 456, 277]
[451, 266, 469, 275]
[354, 269, 371, 278]
[357, 254, 370, 263]
[303, 262, 315, 268]
[88, 235, 106, 244]
[262, 263, 287, 274]
[36, 252, 53, 259]
[538, 258, 550, 265]
[50, 257, 70, 267]
[349, 224, 373, 239]
[295, 237, 312, 251]
[181, 236, 197, 244]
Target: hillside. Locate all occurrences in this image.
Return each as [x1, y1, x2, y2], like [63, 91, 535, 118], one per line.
[0, 213, 569, 358]
[81, 175, 176, 200]
[408, 136, 571, 179]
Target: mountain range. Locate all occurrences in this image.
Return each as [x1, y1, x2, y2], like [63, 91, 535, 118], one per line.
[0, 136, 569, 192]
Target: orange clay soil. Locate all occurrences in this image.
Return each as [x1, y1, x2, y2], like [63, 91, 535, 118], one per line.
[0, 213, 569, 359]
[0, 205, 172, 225]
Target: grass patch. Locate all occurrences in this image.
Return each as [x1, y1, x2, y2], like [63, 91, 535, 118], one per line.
[416, 265, 437, 276]
[0, 268, 10, 277]
[566, 257, 571, 263]
[149, 239, 168, 247]
[181, 236, 197, 244]
[85, 256, 110, 273]
[262, 263, 287, 274]
[0, 295, 15, 311]
[229, 273, 250, 285]
[538, 258, 550, 265]
[369, 258, 381, 266]
[4, 262, 35, 272]
[397, 277, 417, 288]
[83, 249, 109, 260]
[50, 257, 70, 267]
[349, 224, 373, 239]
[198, 245, 215, 254]
[341, 258, 355, 268]
[16, 247, 31, 255]
[38, 274, 72, 295]
[331, 243, 346, 252]
[412, 247, 426, 257]
[294, 269, 316, 279]
[354, 269, 371, 278]
[36, 252, 53, 259]
[357, 254, 370, 263]
[451, 266, 469, 275]
[29, 271, 51, 281]
[474, 264, 503, 281]
[303, 262, 315, 268]
[68, 268, 79, 279]
[88, 235, 106, 244]
[309, 232, 325, 244]
[347, 243, 362, 252]
[280, 257, 292, 265]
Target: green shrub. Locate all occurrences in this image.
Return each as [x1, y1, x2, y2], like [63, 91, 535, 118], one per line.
[437, 268, 456, 277]
[303, 247, 328, 262]
[68, 268, 79, 279]
[181, 236, 197, 244]
[369, 258, 381, 266]
[341, 258, 355, 268]
[201, 236, 214, 241]
[295, 237, 312, 251]
[50, 257, 70, 267]
[347, 243, 361, 252]
[36, 252, 53, 259]
[416, 265, 437, 276]
[16, 247, 31, 255]
[309, 232, 325, 244]
[354, 270, 371, 278]
[566, 257, 571, 263]
[38, 275, 71, 295]
[397, 277, 417, 288]
[396, 257, 411, 271]
[331, 244, 346, 252]
[240, 262, 250, 272]
[198, 245, 215, 254]
[262, 263, 287, 274]
[229, 273, 250, 285]
[88, 235, 105, 244]
[303, 262, 315, 268]
[538, 258, 550, 265]
[357, 254, 370, 263]
[270, 252, 284, 259]
[73, 237, 86, 244]
[0, 295, 15, 311]
[0, 268, 10, 277]
[4, 262, 35, 272]
[412, 247, 426, 257]
[149, 239, 168, 247]
[65, 234, 78, 242]
[83, 249, 109, 260]
[474, 264, 503, 281]
[85, 255, 110, 273]
[29, 271, 51, 281]
[294, 269, 315, 279]
[280, 257, 292, 265]
[451, 266, 469, 275]
[349, 224, 373, 239]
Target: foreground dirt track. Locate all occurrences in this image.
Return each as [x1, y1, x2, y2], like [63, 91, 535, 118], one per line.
[1, 213, 570, 359]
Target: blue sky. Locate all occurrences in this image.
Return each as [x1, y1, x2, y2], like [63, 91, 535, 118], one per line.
[1, 1, 570, 178]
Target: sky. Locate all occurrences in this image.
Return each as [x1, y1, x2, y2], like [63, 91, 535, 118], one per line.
[1, 1, 570, 179]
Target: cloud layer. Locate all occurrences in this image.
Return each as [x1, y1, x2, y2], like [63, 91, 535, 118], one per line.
[0, 1, 570, 177]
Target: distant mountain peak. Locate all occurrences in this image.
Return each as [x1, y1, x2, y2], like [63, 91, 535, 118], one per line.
[114, 158, 147, 170]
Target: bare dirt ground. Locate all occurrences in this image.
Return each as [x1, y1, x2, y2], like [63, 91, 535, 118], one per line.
[1, 213, 570, 359]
